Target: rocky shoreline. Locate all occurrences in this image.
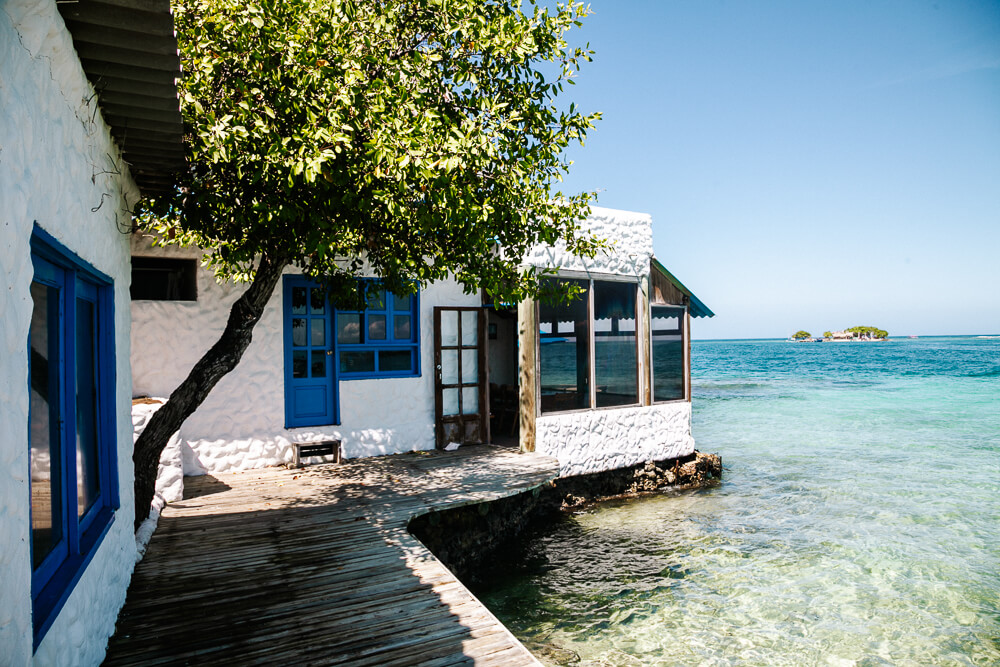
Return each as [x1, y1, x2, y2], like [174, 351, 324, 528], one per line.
[409, 450, 723, 585]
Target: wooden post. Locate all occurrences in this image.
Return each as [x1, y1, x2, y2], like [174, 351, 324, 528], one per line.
[639, 275, 652, 406]
[686, 310, 692, 402]
[517, 298, 537, 453]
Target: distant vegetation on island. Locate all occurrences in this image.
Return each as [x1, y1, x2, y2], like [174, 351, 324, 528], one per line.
[792, 326, 889, 341]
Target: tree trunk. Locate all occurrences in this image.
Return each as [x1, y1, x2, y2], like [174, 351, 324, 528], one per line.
[132, 252, 288, 529]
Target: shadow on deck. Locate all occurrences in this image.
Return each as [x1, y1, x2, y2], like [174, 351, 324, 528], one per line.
[104, 445, 558, 666]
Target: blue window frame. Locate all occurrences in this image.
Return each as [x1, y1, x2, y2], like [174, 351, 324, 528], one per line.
[28, 227, 119, 648]
[282, 277, 420, 428]
[335, 283, 420, 380]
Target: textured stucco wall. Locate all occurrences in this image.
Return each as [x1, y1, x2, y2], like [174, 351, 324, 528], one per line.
[1, 1, 139, 663]
[130, 234, 481, 472]
[535, 402, 695, 477]
[523, 206, 653, 278]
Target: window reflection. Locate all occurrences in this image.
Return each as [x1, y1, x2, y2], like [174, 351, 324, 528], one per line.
[30, 281, 62, 569]
[652, 305, 685, 401]
[539, 278, 590, 413]
[594, 281, 638, 407]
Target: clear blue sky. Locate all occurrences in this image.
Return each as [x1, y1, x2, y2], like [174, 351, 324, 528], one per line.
[554, 0, 1000, 339]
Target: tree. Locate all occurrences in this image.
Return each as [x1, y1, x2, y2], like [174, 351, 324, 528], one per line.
[792, 330, 811, 340]
[132, 0, 603, 527]
[846, 326, 888, 339]
[823, 331, 832, 338]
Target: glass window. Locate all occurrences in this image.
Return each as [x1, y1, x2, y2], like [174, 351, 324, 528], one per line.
[652, 306, 686, 401]
[341, 350, 375, 373]
[539, 278, 590, 413]
[379, 349, 413, 372]
[30, 280, 63, 570]
[76, 298, 101, 519]
[29, 230, 118, 647]
[593, 281, 638, 408]
[337, 281, 419, 379]
[337, 313, 361, 344]
[130, 257, 197, 301]
[393, 314, 411, 340]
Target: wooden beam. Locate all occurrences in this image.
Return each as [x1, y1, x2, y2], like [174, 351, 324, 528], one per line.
[686, 310, 692, 402]
[517, 299, 537, 453]
[640, 275, 652, 406]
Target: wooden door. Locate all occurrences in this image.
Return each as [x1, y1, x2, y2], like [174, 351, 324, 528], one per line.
[434, 307, 489, 448]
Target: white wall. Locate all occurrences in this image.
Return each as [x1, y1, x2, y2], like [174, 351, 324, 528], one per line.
[523, 206, 654, 279]
[130, 234, 481, 472]
[535, 402, 695, 477]
[1, 1, 140, 663]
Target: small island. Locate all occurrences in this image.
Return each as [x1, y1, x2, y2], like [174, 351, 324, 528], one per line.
[791, 326, 889, 342]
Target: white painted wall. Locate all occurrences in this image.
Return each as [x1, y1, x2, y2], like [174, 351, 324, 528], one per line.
[130, 234, 481, 473]
[535, 402, 695, 477]
[523, 206, 653, 279]
[1, 1, 140, 663]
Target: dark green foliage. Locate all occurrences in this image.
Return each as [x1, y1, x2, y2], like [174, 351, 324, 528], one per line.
[141, 0, 604, 304]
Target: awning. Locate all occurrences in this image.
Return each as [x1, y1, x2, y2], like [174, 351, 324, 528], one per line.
[650, 257, 714, 318]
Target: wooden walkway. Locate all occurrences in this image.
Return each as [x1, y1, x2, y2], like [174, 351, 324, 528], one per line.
[104, 446, 558, 666]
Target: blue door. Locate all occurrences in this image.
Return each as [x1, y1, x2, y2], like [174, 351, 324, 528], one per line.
[283, 277, 338, 427]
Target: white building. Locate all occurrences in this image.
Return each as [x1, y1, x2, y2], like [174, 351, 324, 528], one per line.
[131, 207, 712, 481]
[0, 0, 183, 662]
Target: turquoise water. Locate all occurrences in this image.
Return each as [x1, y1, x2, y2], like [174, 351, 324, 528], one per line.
[475, 336, 1000, 665]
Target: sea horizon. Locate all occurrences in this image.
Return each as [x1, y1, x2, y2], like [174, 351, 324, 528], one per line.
[694, 332, 1000, 342]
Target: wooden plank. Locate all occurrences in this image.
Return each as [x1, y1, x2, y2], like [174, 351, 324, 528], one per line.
[104, 446, 552, 666]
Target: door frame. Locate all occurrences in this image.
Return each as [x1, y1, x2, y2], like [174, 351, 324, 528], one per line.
[433, 307, 489, 448]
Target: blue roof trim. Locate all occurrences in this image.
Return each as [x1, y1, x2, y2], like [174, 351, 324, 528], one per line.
[650, 257, 715, 318]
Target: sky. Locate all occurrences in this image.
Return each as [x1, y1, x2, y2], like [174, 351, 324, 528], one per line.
[551, 0, 1000, 339]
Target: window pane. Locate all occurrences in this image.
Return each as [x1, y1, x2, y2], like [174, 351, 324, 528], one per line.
[337, 313, 361, 344]
[310, 319, 325, 347]
[461, 349, 478, 384]
[291, 287, 307, 315]
[340, 350, 375, 373]
[594, 281, 638, 408]
[130, 257, 197, 301]
[393, 293, 412, 312]
[292, 350, 307, 378]
[76, 299, 100, 518]
[393, 314, 411, 341]
[368, 314, 386, 340]
[379, 350, 412, 372]
[442, 388, 459, 416]
[311, 350, 327, 378]
[461, 311, 478, 346]
[309, 288, 326, 315]
[462, 386, 479, 415]
[440, 310, 458, 346]
[652, 306, 685, 401]
[441, 349, 459, 384]
[539, 279, 590, 413]
[30, 281, 63, 569]
[366, 288, 385, 310]
[292, 318, 307, 346]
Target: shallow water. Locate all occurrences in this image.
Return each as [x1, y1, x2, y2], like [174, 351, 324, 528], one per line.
[474, 336, 1000, 666]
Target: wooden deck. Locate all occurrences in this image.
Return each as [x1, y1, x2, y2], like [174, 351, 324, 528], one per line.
[104, 445, 558, 666]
